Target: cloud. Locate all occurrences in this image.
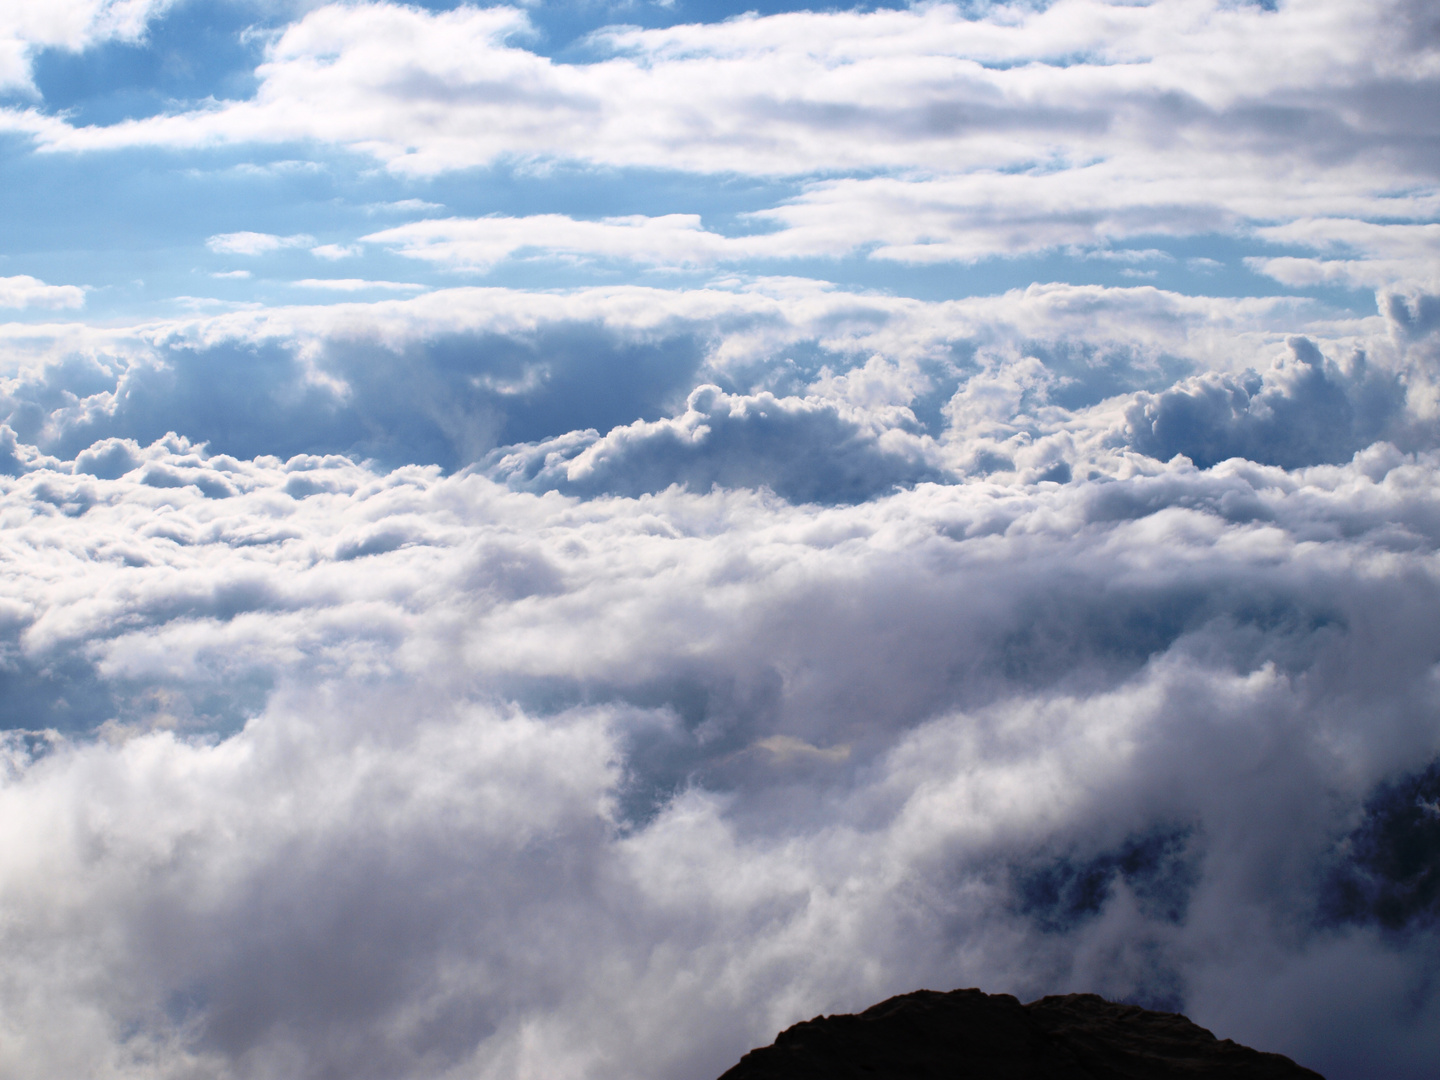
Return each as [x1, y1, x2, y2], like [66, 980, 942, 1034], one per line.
[0, 277, 1438, 1079]
[7, 1, 1435, 288]
[206, 232, 316, 256]
[0, 280, 1366, 477]
[17, 0, 1437, 203]
[363, 170, 1253, 270]
[1248, 220, 1440, 291]
[363, 214, 735, 272]
[486, 382, 946, 504]
[3, 3, 1440, 1078]
[308, 243, 363, 261]
[0, 275, 85, 310]
[289, 278, 425, 292]
[1124, 336, 1408, 469]
[363, 198, 445, 215]
[0, 0, 176, 91]
[4, 430, 1440, 1077]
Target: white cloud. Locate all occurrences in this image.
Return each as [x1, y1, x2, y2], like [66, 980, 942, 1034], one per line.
[0, 278, 1358, 476]
[2, 1, 1431, 287]
[3, 5, 1439, 1078]
[289, 278, 426, 291]
[363, 213, 736, 271]
[309, 243, 362, 261]
[205, 232, 316, 256]
[22, 0, 1438, 192]
[1248, 220, 1440, 291]
[0, 0, 175, 91]
[0, 238, 1435, 1080]
[363, 198, 445, 215]
[0, 274, 85, 310]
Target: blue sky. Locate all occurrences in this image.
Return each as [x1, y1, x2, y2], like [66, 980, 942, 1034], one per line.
[1, 3, 1439, 1079]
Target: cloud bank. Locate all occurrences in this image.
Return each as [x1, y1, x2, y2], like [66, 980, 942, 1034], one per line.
[2, 2, 1439, 1079]
[0, 278, 1439, 1080]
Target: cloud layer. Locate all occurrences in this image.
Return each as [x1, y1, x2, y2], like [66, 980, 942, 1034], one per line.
[2, 2, 1440, 1079]
[0, 276, 1438, 1079]
[5, 418, 1440, 1080]
[9, 0, 1436, 280]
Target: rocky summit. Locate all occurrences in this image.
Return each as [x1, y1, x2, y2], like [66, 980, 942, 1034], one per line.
[717, 989, 1325, 1080]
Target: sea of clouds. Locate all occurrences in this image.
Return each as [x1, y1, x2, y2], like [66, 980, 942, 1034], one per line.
[2, 2, 1440, 1079]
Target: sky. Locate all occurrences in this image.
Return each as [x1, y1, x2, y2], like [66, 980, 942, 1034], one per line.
[0, 1, 1438, 1078]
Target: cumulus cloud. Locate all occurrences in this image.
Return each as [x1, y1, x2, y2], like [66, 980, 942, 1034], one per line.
[487, 382, 945, 503]
[0, 274, 85, 310]
[0, 281, 1368, 474]
[1124, 336, 1408, 469]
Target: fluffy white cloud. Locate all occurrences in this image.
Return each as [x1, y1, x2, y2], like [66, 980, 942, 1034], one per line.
[0, 277, 1435, 1080]
[0, 274, 85, 310]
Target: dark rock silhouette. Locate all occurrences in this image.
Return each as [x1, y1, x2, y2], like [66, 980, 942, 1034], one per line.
[717, 989, 1324, 1079]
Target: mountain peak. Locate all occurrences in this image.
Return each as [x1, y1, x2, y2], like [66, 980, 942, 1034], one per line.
[718, 988, 1324, 1080]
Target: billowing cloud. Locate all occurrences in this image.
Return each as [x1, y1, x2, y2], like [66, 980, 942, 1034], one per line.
[1124, 336, 1409, 470]
[4, 414, 1440, 1078]
[487, 382, 945, 504]
[0, 281, 1377, 474]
